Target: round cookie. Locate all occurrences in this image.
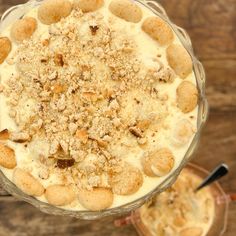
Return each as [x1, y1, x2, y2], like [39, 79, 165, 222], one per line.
[176, 81, 198, 113]
[179, 227, 203, 236]
[38, 0, 72, 25]
[78, 188, 113, 211]
[109, 0, 142, 23]
[75, 0, 104, 12]
[110, 163, 143, 195]
[0, 143, 16, 169]
[173, 214, 187, 227]
[142, 17, 174, 46]
[0, 37, 12, 64]
[171, 119, 194, 146]
[13, 168, 44, 196]
[166, 44, 192, 78]
[45, 185, 76, 206]
[11, 17, 37, 43]
[142, 148, 174, 177]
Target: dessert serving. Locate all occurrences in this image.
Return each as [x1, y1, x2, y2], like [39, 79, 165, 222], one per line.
[0, 0, 199, 211]
[140, 169, 215, 236]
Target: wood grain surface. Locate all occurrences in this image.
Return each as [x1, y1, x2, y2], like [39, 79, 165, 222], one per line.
[0, 0, 236, 235]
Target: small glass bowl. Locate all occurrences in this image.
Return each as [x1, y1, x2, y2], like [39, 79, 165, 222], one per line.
[115, 163, 236, 236]
[0, 0, 208, 219]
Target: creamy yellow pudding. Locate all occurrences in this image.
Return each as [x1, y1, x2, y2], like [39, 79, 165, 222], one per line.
[0, 0, 198, 211]
[140, 169, 215, 236]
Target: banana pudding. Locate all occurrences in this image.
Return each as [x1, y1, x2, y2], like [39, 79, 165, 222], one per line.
[140, 169, 215, 236]
[0, 0, 198, 211]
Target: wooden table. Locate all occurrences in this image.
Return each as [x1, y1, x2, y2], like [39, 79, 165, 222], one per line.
[0, 0, 235, 235]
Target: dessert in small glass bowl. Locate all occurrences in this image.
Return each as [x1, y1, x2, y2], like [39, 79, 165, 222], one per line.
[0, 0, 208, 219]
[115, 163, 236, 236]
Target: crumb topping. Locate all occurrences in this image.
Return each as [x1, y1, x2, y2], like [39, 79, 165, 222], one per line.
[2, 9, 176, 190]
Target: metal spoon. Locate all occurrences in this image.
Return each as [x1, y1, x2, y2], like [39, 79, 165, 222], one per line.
[195, 163, 229, 192]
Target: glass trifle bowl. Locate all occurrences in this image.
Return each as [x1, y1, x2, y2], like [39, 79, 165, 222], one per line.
[0, 0, 208, 219]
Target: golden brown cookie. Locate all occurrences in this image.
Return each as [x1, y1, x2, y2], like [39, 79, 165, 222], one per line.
[0, 143, 16, 169]
[109, 0, 142, 23]
[171, 119, 194, 146]
[13, 168, 44, 196]
[166, 44, 192, 78]
[38, 0, 72, 25]
[142, 17, 174, 46]
[0, 37, 12, 64]
[75, 0, 104, 12]
[173, 214, 187, 227]
[45, 185, 76, 206]
[110, 163, 143, 195]
[142, 148, 174, 177]
[179, 227, 203, 236]
[11, 17, 37, 43]
[78, 187, 113, 211]
[176, 81, 198, 113]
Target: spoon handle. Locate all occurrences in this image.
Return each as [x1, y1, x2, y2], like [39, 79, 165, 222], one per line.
[195, 163, 229, 192]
